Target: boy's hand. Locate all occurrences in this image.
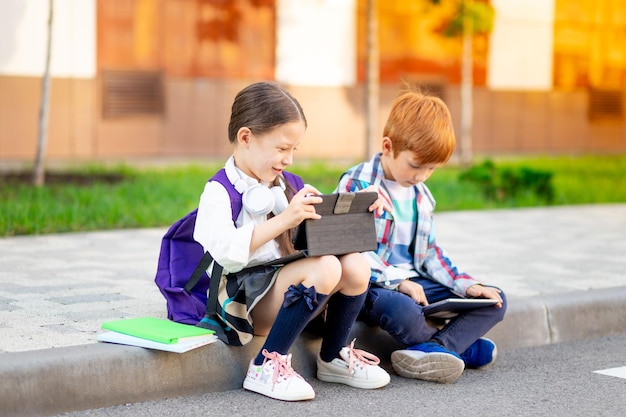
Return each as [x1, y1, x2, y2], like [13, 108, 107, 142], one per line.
[397, 280, 428, 306]
[361, 185, 392, 216]
[466, 284, 503, 308]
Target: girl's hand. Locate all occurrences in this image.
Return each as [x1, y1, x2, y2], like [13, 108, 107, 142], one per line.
[466, 284, 503, 308]
[362, 185, 392, 216]
[280, 185, 323, 228]
[398, 280, 428, 306]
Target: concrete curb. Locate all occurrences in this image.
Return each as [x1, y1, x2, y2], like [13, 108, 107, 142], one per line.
[2, 286, 626, 417]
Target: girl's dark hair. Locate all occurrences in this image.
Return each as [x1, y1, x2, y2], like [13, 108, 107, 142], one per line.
[275, 179, 299, 256]
[228, 81, 307, 143]
[229, 82, 306, 256]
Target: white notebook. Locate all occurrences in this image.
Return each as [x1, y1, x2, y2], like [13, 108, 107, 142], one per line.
[97, 331, 218, 353]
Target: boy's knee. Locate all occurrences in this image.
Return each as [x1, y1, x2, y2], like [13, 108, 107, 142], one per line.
[371, 289, 423, 319]
[378, 305, 432, 345]
[496, 290, 508, 320]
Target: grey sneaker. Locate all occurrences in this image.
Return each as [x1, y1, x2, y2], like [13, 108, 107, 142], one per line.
[243, 349, 315, 401]
[316, 339, 390, 389]
[391, 344, 465, 384]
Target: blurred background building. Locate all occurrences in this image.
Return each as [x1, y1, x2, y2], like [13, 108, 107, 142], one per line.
[0, 0, 625, 163]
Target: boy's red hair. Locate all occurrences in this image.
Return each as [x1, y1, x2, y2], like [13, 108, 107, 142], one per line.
[383, 87, 456, 164]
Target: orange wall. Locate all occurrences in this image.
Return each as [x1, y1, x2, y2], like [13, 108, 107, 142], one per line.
[0, 76, 96, 160]
[2, 75, 625, 164]
[97, 0, 275, 79]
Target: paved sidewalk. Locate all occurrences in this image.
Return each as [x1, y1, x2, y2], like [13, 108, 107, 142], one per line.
[1, 204, 626, 416]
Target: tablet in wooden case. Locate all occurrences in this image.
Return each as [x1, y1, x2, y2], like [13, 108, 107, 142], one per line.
[292, 192, 378, 257]
[422, 298, 498, 319]
[266, 192, 378, 266]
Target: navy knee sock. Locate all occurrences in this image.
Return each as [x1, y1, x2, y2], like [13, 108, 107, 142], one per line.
[319, 290, 366, 363]
[254, 283, 328, 365]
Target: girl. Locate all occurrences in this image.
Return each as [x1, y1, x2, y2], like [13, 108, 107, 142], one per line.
[193, 82, 390, 401]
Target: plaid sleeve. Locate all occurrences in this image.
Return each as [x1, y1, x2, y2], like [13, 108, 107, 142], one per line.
[421, 238, 480, 295]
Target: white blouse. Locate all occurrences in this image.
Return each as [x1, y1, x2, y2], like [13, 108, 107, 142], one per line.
[193, 159, 282, 274]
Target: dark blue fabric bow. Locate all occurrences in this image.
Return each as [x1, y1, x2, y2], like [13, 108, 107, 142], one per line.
[283, 284, 319, 310]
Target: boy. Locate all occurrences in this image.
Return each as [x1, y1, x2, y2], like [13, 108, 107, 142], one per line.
[336, 87, 507, 383]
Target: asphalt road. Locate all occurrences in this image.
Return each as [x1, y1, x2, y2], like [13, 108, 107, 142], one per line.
[58, 333, 626, 417]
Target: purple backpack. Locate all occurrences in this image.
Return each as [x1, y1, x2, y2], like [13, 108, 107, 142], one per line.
[154, 169, 304, 328]
[154, 169, 241, 325]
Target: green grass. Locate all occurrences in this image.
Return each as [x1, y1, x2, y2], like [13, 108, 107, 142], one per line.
[1, 155, 625, 236]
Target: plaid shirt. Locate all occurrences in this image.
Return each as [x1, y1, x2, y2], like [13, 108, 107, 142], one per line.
[336, 153, 480, 295]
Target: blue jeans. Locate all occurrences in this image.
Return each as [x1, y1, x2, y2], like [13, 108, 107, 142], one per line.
[359, 276, 507, 354]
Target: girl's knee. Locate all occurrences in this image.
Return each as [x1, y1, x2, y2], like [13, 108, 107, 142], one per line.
[340, 253, 370, 277]
[303, 255, 342, 293]
[338, 253, 370, 292]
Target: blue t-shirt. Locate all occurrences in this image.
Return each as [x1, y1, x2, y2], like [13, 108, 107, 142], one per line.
[383, 178, 417, 274]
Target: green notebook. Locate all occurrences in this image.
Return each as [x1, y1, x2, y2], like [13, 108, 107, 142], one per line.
[101, 317, 215, 344]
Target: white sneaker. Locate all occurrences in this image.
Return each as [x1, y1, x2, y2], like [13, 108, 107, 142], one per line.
[316, 339, 390, 389]
[243, 349, 315, 401]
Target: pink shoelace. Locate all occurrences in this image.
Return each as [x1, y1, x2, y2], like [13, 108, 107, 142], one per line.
[342, 339, 381, 375]
[261, 349, 299, 386]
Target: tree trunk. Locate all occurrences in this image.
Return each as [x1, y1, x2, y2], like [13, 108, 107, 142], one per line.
[365, 0, 379, 160]
[459, 0, 473, 166]
[33, 0, 54, 186]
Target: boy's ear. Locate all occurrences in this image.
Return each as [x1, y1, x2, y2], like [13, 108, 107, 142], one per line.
[381, 136, 393, 156]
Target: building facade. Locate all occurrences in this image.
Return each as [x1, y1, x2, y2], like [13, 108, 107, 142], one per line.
[0, 0, 624, 164]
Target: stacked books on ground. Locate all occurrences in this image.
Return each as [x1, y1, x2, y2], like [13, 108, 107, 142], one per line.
[97, 317, 218, 353]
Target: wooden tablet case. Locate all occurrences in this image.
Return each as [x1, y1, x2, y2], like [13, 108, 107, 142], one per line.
[292, 192, 378, 257]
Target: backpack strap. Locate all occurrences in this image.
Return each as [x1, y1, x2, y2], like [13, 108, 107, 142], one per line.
[182, 169, 240, 317]
[210, 168, 243, 223]
[185, 251, 223, 314]
[283, 171, 305, 192]
[183, 251, 217, 294]
[178, 171, 239, 292]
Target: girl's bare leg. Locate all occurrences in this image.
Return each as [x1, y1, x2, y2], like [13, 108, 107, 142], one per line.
[335, 252, 370, 296]
[252, 255, 341, 335]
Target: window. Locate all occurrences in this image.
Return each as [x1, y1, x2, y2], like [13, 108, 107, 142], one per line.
[102, 70, 164, 118]
[588, 88, 624, 122]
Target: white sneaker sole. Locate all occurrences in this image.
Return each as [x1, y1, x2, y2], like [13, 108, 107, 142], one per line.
[243, 377, 315, 401]
[317, 369, 390, 389]
[391, 350, 465, 383]
[317, 360, 390, 389]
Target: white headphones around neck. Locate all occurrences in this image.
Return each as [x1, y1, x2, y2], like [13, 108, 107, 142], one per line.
[225, 157, 288, 216]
